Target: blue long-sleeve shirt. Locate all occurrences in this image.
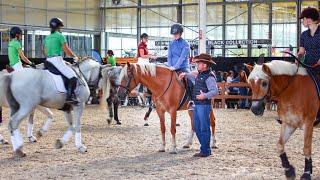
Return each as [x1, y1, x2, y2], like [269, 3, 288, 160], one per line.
[186, 73, 219, 99]
[167, 38, 190, 70]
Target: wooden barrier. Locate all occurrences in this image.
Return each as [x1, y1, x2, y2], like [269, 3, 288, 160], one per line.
[213, 82, 251, 108]
[115, 57, 138, 64]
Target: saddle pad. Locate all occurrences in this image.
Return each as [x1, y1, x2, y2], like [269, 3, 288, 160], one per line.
[306, 69, 320, 99]
[45, 70, 67, 93]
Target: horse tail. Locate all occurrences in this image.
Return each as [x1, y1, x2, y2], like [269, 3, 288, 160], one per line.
[100, 73, 111, 108]
[0, 73, 11, 106]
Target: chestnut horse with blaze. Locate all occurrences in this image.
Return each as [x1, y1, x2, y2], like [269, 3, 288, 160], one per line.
[246, 60, 319, 180]
[111, 63, 216, 153]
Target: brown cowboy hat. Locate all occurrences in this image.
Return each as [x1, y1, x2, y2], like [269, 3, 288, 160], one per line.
[299, 7, 319, 22]
[192, 53, 216, 65]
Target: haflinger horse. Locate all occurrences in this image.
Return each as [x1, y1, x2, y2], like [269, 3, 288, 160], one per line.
[99, 66, 123, 125]
[0, 59, 108, 157]
[246, 60, 319, 179]
[105, 62, 216, 153]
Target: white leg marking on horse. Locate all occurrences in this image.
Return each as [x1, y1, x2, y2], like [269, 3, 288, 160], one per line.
[61, 129, 73, 144]
[11, 129, 23, 151]
[41, 118, 53, 133]
[75, 132, 82, 148]
[27, 123, 33, 137]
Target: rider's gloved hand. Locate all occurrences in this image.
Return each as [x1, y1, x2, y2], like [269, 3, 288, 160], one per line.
[169, 66, 175, 71]
[72, 56, 79, 65]
[30, 62, 36, 69]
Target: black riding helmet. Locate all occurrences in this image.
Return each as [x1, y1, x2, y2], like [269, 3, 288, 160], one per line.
[170, 24, 183, 35]
[107, 50, 114, 56]
[299, 7, 319, 22]
[10, 27, 22, 39]
[49, 18, 64, 29]
[140, 33, 149, 39]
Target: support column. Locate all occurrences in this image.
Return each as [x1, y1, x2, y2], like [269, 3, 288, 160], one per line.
[32, 30, 35, 58]
[198, 0, 206, 54]
[177, 0, 182, 24]
[101, 31, 106, 57]
[23, 29, 28, 56]
[137, 0, 141, 45]
[268, 2, 272, 56]
[222, 0, 226, 57]
[297, 0, 302, 49]
[247, 2, 252, 57]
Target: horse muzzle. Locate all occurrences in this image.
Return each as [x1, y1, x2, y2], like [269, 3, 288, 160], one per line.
[251, 99, 266, 116]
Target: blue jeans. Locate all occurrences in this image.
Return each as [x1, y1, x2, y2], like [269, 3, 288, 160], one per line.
[193, 104, 212, 156]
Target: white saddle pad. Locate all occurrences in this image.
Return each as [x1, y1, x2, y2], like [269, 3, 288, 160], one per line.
[45, 70, 67, 93]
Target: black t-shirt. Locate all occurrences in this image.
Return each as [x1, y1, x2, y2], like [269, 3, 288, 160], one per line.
[300, 26, 320, 66]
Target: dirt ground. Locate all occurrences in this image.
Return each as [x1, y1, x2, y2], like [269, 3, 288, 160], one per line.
[1, 106, 320, 179]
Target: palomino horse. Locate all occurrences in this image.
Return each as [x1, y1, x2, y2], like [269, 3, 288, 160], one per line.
[106, 63, 216, 153]
[246, 60, 319, 179]
[0, 62, 93, 157]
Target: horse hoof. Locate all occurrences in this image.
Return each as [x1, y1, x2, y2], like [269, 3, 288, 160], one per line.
[36, 131, 43, 138]
[285, 166, 296, 180]
[211, 145, 218, 149]
[116, 121, 122, 125]
[14, 148, 26, 157]
[78, 146, 87, 153]
[300, 173, 311, 180]
[107, 119, 112, 125]
[55, 139, 63, 149]
[158, 149, 165, 152]
[0, 139, 9, 145]
[28, 136, 37, 143]
[144, 123, 149, 126]
[169, 150, 178, 154]
[176, 123, 180, 127]
[183, 145, 190, 149]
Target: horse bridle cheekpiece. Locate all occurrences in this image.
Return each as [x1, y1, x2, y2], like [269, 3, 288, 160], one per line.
[118, 65, 137, 95]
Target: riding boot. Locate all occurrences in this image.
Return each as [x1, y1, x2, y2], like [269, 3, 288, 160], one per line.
[66, 77, 79, 104]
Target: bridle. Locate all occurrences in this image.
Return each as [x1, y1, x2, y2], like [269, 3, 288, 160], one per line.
[118, 66, 174, 98]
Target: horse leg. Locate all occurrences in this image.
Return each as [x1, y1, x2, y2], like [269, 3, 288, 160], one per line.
[156, 108, 166, 152]
[114, 100, 121, 125]
[107, 97, 113, 124]
[210, 110, 218, 149]
[183, 109, 194, 149]
[301, 120, 314, 180]
[9, 106, 34, 157]
[169, 111, 178, 154]
[55, 111, 73, 149]
[278, 123, 297, 179]
[144, 106, 152, 126]
[74, 103, 87, 153]
[27, 109, 37, 143]
[36, 106, 54, 138]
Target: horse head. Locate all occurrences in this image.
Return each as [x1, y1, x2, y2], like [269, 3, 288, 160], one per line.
[117, 62, 140, 99]
[245, 62, 271, 116]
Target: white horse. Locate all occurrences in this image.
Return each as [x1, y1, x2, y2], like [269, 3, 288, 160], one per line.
[0, 60, 99, 157]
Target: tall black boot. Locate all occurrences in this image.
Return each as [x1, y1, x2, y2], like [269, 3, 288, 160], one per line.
[66, 77, 79, 104]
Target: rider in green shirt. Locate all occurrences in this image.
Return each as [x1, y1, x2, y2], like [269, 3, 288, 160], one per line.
[8, 27, 35, 71]
[107, 50, 116, 66]
[44, 18, 79, 103]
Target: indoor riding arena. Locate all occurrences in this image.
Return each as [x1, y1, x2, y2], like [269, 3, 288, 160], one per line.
[0, 0, 320, 179]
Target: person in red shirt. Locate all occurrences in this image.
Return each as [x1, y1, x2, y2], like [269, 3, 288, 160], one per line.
[137, 33, 156, 63]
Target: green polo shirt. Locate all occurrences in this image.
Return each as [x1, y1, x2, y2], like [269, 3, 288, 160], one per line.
[8, 39, 22, 66]
[44, 31, 66, 57]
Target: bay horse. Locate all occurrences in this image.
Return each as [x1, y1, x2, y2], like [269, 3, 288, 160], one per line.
[105, 63, 216, 153]
[246, 60, 319, 179]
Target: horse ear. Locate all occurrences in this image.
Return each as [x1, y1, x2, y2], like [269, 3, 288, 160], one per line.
[262, 64, 272, 76]
[244, 63, 253, 72]
[257, 53, 265, 65]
